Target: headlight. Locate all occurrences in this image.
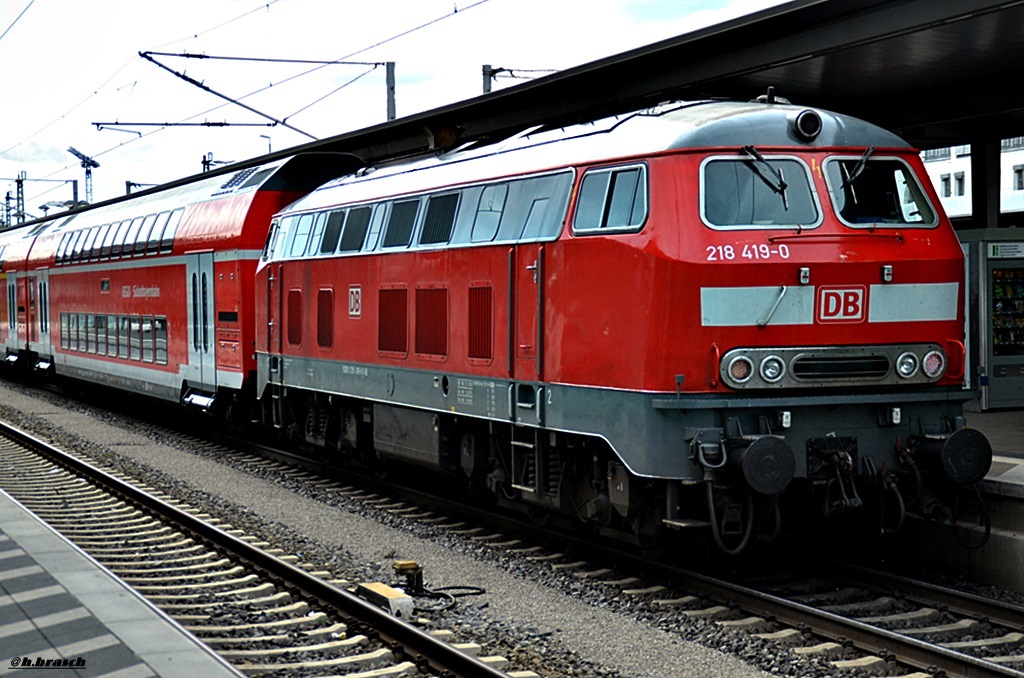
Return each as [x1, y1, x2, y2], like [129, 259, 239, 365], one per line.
[922, 350, 946, 379]
[760, 355, 785, 382]
[896, 352, 919, 378]
[727, 356, 754, 383]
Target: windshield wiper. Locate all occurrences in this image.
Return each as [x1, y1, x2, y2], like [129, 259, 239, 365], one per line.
[841, 146, 875, 188]
[741, 145, 789, 210]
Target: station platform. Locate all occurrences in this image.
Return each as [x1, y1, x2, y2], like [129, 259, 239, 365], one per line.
[967, 410, 1024, 499]
[0, 489, 241, 678]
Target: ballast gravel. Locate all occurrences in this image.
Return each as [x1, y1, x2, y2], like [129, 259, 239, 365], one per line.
[0, 378, 784, 678]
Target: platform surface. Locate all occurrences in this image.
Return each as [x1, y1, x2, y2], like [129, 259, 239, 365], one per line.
[0, 489, 241, 678]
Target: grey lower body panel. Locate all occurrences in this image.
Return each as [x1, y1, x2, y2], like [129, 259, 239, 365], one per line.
[258, 352, 974, 480]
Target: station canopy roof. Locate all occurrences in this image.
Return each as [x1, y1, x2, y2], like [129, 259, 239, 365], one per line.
[293, 0, 1024, 174]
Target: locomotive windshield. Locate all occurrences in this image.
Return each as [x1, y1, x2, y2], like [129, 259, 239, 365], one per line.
[824, 156, 936, 227]
[701, 156, 819, 229]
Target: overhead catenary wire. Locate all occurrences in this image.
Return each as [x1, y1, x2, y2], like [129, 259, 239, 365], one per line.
[9, 0, 495, 205]
[0, 0, 34, 46]
[136, 0, 494, 133]
[138, 51, 318, 139]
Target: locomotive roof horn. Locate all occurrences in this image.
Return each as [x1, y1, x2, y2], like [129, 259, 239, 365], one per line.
[753, 85, 791, 105]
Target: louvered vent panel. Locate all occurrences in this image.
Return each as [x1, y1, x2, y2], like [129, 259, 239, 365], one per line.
[468, 286, 493, 360]
[378, 288, 408, 353]
[415, 288, 448, 356]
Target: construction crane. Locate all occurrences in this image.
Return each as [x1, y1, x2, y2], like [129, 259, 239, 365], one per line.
[67, 147, 100, 204]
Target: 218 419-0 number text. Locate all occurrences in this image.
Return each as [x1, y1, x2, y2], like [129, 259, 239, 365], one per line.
[706, 243, 791, 261]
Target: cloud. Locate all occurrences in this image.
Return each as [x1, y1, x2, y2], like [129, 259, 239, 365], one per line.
[1, 141, 69, 166]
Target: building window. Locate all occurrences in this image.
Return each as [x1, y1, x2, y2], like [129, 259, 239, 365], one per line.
[940, 174, 951, 198]
[954, 172, 965, 197]
[922, 147, 951, 162]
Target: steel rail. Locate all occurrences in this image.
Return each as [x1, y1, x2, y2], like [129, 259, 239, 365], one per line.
[826, 561, 1024, 632]
[0, 419, 509, 678]
[666, 569, 1023, 678]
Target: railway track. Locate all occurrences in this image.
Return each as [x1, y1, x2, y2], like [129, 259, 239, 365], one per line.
[158, 419, 1024, 677]
[4, 379, 1024, 677]
[0, 419, 528, 678]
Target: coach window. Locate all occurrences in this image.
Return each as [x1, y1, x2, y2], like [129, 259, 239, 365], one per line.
[288, 214, 315, 258]
[701, 156, 818, 229]
[122, 218, 145, 258]
[160, 209, 183, 254]
[78, 228, 97, 264]
[305, 212, 328, 257]
[100, 223, 118, 259]
[420, 193, 459, 245]
[96, 314, 107, 355]
[340, 206, 372, 252]
[471, 184, 507, 242]
[91, 226, 107, 261]
[55, 232, 72, 265]
[134, 214, 158, 256]
[154, 317, 167, 364]
[86, 314, 96, 353]
[76, 313, 87, 351]
[70, 230, 88, 263]
[824, 156, 937, 228]
[146, 212, 170, 255]
[67, 230, 85, 264]
[68, 314, 78, 351]
[130, 315, 142, 360]
[141, 316, 154, 362]
[382, 199, 419, 248]
[60, 314, 68, 349]
[110, 220, 132, 258]
[574, 165, 648, 233]
[319, 210, 345, 254]
[118, 315, 130, 359]
[106, 315, 118, 357]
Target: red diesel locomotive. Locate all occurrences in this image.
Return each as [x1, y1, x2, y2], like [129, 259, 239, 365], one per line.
[1, 99, 992, 554]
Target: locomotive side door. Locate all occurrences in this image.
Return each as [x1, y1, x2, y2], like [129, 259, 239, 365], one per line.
[266, 262, 283, 357]
[185, 252, 217, 390]
[510, 243, 545, 423]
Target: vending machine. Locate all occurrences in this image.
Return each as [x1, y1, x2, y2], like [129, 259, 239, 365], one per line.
[959, 228, 1024, 409]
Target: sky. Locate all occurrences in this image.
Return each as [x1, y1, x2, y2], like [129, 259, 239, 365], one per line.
[0, 0, 789, 217]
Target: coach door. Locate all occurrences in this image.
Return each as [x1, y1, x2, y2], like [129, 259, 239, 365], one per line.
[4, 272, 17, 351]
[510, 244, 545, 423]
[32, 271, 51, 355]
[186, 252, 216, 390]
[14, 274, 34, 350]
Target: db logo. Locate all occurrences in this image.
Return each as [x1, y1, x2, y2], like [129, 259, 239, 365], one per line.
[348, 285, 362, 318]
[817, 286, 866, 323]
